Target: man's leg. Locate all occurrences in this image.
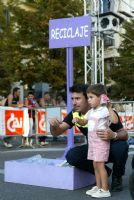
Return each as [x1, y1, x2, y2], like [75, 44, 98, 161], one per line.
[66, 144, 94, 173]
[108, 140, 129, 192]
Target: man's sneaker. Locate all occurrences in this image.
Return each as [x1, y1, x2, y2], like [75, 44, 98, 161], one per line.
[4, 142, 13, 148]
[86, 186, 100, 196]
[111, 175, 123, 192]
[91, 189, 111, 198]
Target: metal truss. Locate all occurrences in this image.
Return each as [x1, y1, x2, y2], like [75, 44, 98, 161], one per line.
[84, 0, 104, 84]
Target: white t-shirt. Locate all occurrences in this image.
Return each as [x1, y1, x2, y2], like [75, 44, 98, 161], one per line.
[84, 106, 109, 132]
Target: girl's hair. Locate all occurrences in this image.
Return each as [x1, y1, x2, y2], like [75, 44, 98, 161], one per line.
[86, 84, 107, 97]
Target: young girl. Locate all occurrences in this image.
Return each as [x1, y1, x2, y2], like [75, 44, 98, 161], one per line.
[73, 84, 118, 198]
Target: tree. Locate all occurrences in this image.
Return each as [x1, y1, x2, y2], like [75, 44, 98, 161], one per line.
[0, 1, 17, 95]
[0, 0, 84, 95]
[107, 19, 134, 100]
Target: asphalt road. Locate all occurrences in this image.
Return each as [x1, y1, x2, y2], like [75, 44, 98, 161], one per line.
[0, 140, 133, 200]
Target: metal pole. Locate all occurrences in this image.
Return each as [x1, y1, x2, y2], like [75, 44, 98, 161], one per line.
[61, 47, 74, 159]
[101, 38, 104, 84]
[66, 47, 74, 148]
[83, 0, 87, 83]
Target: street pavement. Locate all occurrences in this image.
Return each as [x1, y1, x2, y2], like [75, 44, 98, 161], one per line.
[0, 138, 133, 200]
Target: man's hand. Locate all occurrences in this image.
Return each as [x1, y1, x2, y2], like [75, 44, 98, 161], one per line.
[97, 128, 115, 140]
[48, 118, 60, 128]
[49, 118, 70, 136]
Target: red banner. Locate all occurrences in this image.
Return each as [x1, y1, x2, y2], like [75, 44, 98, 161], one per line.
[5, 110, 24, 136]
[37, 110, 46, 135]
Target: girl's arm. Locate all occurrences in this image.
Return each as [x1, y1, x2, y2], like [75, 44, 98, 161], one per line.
[72, 117, 88, 126]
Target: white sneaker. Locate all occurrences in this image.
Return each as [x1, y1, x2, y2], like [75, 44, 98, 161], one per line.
[86, 186, 100, 196]
[4, 142, 13, 148]
[91, 189, 111, 198]
[40, 141, 49, 146]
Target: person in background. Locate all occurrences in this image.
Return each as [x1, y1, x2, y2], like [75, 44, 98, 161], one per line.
[3, 87, 23, 148]
[39, 92, 55, 108]
[23, 91, 39, 146]
[38, 92, 55, 146]
[55, 95, 66, 107]
[4, 87, 23, 107]
[0, 96, 7, 106]
[49, 83, 128, 192]
[113, 103, 125, 112]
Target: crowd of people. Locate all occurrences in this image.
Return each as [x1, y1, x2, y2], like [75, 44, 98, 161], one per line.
[0, 87, 66, 148]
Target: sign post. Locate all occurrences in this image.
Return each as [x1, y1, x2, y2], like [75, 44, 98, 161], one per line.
[49, 15, 91, 156]
[66, 47, 74, 150]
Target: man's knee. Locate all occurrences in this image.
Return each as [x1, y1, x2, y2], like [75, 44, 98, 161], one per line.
[66, 148, 73, 163]
[66, 145, 88, 166]
[66, 148, 78, 166]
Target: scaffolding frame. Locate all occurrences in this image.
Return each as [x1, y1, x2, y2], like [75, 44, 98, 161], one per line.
[84, 0, 104, 84]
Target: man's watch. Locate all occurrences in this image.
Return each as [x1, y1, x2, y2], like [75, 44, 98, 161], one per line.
[113, 132, 118, 140]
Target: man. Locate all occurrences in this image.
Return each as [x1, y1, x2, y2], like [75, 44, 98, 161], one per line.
[39, 92, 55, 108]
[49, 84, 128, 192]
[38, 91, 56, 146]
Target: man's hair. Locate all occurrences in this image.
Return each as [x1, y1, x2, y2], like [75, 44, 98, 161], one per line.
[13, 87, 20, 95]
[69, 84, 89, 99]
[86, 83, 107, 96]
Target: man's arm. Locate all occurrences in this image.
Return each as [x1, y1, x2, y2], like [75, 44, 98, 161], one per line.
[116, 128, 128, 140]
[108, 107, 118, 124]
[97, 128, 128, 141]
[49, 118, 71, 136]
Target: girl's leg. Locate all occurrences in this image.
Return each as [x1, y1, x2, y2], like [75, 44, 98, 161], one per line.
[91, 161, 111, 198]
[93, 161, 101, 189]
[29, 118, 34, 146]
[96, 162, 109, 191]
[86, 161, 101, 196]
[29, 118, 33, 136]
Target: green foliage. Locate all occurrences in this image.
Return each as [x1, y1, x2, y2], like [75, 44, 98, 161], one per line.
[108, 19, 134, 100]
[0, 0, 84, 95]
[0, 1, 17, 95]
